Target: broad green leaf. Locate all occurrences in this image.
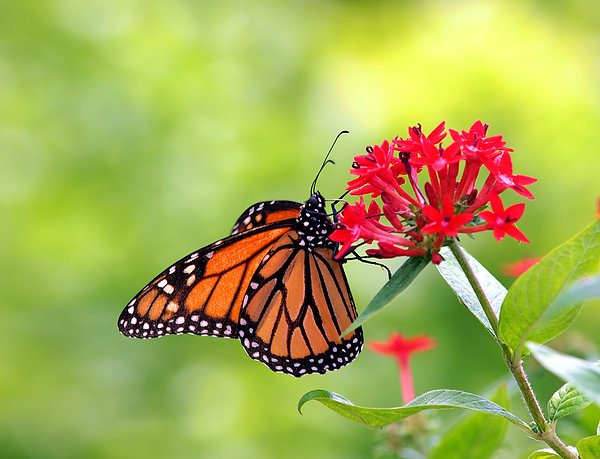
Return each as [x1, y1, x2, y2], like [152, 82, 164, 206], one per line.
[499, 221, 600, 359]
[528, 343, 600, 406]
[528, 447, 579, 458]
[429, 384, 510, 459]
[577, 435, 600, 459]
[298, 388, 529, 432]
[547, 382, 591, 425]
[344, 256, 429, 335]
[527, 449, 563, 458]
[437, 245, 506, 336]
[549, 275, 600, 312]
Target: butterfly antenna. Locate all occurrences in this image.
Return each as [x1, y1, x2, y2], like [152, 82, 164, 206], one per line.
[310, 130, 350, 195]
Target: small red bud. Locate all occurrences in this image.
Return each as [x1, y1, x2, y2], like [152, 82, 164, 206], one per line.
[424, 182, 438, 207]
[464, 188, 478, 205]
[407, 230, 423, 242]
[431, 252, 443, 265]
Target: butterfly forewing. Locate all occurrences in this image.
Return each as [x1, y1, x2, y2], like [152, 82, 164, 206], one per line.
[231, 200, 301, 235]
[237, 231, 363, 377]
[118, 224, 294, 340]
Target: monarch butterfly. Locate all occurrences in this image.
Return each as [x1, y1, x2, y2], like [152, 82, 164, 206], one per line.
[117, 181, 363, 377]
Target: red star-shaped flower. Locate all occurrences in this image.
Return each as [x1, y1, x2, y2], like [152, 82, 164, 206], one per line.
[409, 138, 463, 172]
[393, 122, 447, 155]
[347, 140, 406, 197]
[330, 198, 394, 258]
[490, 152, 536, 199]
[479, 192, 529, 243]
[449, 120, 512, 162]
[421, 195, 474, 237]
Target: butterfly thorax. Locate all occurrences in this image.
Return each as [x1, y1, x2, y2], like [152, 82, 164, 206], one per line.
[295, 192, 335, 250]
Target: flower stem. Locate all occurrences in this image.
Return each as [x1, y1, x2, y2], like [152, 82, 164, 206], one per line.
[398, 358, 415, 405]
[448, 240, 577, 459]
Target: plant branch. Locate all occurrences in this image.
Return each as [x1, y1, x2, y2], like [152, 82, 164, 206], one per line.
[506, 358, 548, 432]
[448, 239, 577, 459]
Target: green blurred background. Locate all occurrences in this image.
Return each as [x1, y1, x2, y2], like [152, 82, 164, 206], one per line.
[2, 1, 599, 458]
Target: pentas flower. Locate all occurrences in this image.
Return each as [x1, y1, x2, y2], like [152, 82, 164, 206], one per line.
[330, 121, 536, 264]
[489, 152, 536, 199]
[369, 332, 436, 404]
[449, 120, 512, 162]
[347, 140, 409, 200]
[478, 192, 529, 243]
[394, 121, 447, 154]
[421, 195, 474, 239]
[331, 198, 401, 258]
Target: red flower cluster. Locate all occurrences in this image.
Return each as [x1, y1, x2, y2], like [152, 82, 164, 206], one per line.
[330, 121, 536, 263]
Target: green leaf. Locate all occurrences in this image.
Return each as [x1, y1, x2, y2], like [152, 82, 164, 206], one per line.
[577, 435, 600, 459]
[499, 221, 600, 359]
[547, 382, 591, 425]
[437, 246, 506, 336]
[429, 384, 510, 459]
[528, 447, 580, 458]
[298, 389, 530, 432]
[528, 343, 600, 406]
[527, 449, 563, 458]
[549, 275, 600, 313]
[343, 256, 429, 335]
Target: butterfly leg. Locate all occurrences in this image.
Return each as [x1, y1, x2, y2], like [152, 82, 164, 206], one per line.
[348, 250, 392, 280]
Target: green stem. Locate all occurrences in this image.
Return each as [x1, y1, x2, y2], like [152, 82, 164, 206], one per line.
[448, 240, 577, 459]
[506, 358, 548, 433]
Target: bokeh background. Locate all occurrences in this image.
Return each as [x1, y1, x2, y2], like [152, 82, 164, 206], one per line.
[2, 1, 599, 458]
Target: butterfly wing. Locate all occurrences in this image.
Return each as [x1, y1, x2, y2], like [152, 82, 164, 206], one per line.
[118, 222, 296, 340]
[231, 200, 301, 235]
[237, 230, 363, 377]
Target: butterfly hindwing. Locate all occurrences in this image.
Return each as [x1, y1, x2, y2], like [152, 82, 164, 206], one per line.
[118, 223, 294, 340]
[237, 206, 363, 376]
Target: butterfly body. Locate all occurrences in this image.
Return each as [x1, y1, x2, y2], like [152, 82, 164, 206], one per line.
[118, 192, 363, 377]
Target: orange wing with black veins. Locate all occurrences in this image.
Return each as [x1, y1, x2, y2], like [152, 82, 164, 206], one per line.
[118, 223, 295, 340]
[237, 231, 363, 376]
